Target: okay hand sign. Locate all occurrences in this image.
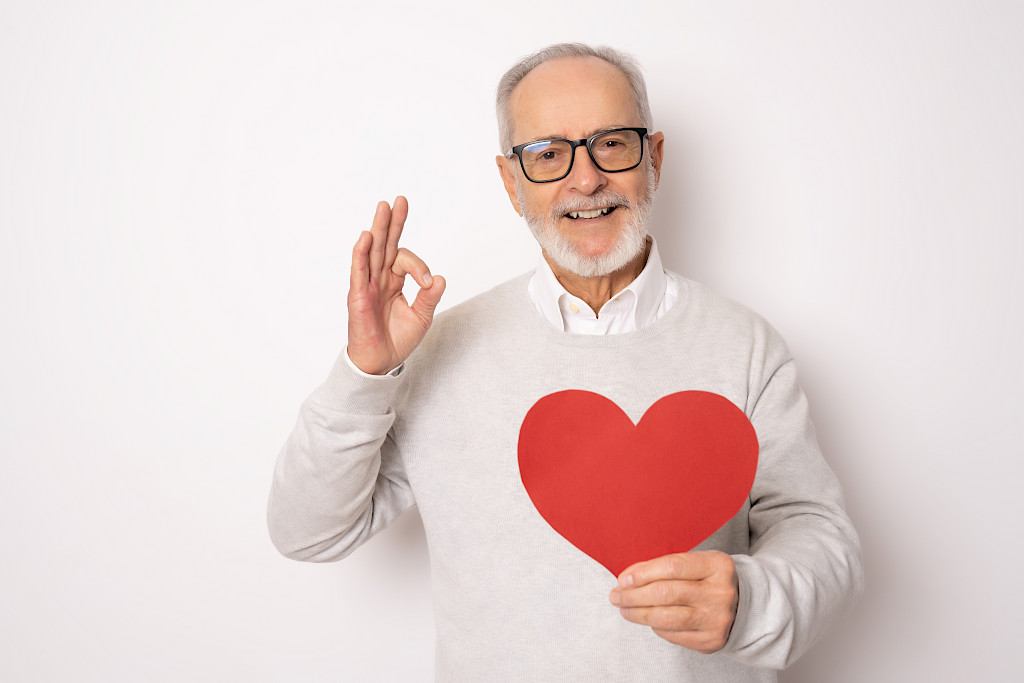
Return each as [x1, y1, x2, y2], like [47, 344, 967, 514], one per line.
[346, 196, 445, 375]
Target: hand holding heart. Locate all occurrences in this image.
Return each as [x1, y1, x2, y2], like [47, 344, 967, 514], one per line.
[610, 550, 738, 654]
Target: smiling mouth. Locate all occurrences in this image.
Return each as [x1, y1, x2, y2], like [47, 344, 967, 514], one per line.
[566, 206, 617, 220]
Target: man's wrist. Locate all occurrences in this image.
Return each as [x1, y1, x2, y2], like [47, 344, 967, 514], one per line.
[344, 348, 404, 378]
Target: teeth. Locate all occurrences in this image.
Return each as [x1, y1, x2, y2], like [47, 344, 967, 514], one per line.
[568, 207, 612, 219]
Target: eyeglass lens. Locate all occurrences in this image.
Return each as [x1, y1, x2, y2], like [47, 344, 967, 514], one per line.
[520, 130, 643, 182]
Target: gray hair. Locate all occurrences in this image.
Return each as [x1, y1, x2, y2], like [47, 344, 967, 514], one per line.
[495, 43, 653, 153]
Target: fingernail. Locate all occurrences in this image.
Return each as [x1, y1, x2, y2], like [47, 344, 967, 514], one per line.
[609, 590, 620, 606]
[423, 273, 433, 286]
[619, 574, 634, 587]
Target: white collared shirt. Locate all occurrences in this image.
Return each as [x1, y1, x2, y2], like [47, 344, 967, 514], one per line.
[527, 238, 679, 334]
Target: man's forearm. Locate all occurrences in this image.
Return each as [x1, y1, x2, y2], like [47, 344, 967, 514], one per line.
[267, 350, 413, 562]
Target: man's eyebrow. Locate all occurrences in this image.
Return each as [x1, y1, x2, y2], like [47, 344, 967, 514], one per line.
[527, 125, 635, 142]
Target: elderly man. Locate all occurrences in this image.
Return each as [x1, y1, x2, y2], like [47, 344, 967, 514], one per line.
[268, 43, 862, 681]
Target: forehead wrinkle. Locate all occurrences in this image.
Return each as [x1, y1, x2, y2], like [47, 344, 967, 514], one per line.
[507, 56, 637, 149]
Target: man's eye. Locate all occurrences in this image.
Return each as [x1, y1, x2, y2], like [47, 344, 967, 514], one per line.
[540, 150, 559, 160]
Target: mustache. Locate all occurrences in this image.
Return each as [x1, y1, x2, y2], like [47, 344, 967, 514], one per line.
[550, 192, 634, 219]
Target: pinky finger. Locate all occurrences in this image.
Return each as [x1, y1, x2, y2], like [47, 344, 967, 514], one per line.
[651, 628, 726, 654]
[350, 230, 372, 292]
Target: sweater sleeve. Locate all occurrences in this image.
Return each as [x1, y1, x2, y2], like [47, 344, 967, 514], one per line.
[266, 350, 416, 562]
[721, 358, 864, 669]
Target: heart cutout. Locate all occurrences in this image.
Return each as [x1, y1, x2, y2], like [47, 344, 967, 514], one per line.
[518, 390, 758, 576]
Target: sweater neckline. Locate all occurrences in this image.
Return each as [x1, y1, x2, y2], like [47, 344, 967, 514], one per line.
[508, 270, 693, 348]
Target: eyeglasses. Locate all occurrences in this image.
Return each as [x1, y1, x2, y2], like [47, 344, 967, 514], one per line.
[508, 127, 648, 183]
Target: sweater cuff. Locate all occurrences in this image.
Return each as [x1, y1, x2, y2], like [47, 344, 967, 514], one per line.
[310, 348, 405, 415]
[722, 554, 764, 656]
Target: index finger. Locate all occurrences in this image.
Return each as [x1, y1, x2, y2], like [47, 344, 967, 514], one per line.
[617, 552, 720, 587]
[391, 247, 433, 289]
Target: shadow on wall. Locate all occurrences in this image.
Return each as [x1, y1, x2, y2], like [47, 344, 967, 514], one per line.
[373, 507, 431, 577]
[646, 111, 722, 291]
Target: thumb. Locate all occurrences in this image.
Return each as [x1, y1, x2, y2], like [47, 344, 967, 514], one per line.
[410, 274, 446, 321]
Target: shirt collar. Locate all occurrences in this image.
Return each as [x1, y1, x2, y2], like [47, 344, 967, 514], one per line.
[527, 237, 668, 333]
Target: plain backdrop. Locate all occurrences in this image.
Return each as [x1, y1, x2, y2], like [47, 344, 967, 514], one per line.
[2, 1, 1022, 681]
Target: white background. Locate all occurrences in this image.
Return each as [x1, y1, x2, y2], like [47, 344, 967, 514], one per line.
[2, 1, 1022, 681]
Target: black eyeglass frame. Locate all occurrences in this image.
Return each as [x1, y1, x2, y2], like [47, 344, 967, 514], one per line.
[508, 127, 649, 183]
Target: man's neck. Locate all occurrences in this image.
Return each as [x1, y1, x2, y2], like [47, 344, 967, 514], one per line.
[543, 240, 651, 316]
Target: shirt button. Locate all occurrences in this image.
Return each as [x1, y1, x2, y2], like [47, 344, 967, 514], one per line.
[569, 302, 579, 313]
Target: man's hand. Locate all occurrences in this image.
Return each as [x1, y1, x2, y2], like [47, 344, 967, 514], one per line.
[347, 196, 445, 375]
[609, 550, 738, 654]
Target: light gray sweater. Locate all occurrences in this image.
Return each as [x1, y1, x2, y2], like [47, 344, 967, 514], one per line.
[268, 273, 864, 681]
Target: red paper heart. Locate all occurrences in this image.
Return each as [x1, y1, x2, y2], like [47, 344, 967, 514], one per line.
[518, 390, 758, 577]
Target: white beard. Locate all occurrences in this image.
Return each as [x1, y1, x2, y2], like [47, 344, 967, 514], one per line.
[518, 162, 656, 278]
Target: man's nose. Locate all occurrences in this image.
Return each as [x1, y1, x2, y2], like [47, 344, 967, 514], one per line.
[565, 145, 607, 195]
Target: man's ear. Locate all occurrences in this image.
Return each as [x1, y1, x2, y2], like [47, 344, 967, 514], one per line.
[495, 155, 523, 216]
[648, 131, 665, 189]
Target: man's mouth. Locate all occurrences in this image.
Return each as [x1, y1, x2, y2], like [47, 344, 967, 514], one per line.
[566, 206, 616, 220]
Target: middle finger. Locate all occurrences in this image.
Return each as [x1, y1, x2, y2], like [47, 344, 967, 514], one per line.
[368, 200, 391, 279]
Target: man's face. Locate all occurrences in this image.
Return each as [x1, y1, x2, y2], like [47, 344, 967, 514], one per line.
[497, 56, 664, 278]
